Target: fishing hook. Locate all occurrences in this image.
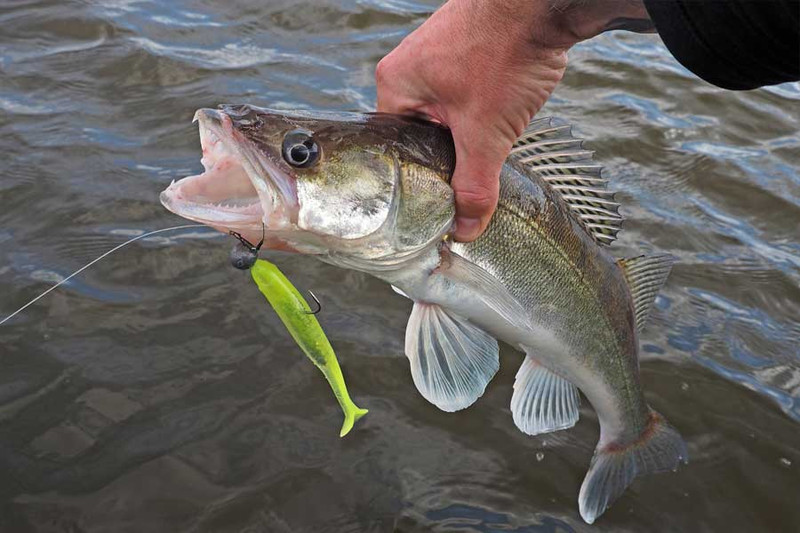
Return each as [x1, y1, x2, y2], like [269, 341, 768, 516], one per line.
[228, 226, 321, 315]
[229, 225, 264, 255]
[305, 290, 322, 315]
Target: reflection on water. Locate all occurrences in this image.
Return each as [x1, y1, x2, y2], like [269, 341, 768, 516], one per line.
[1, 1, 798, 531]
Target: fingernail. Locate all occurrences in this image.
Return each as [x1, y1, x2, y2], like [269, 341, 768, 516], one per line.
[455, 217, 481, 241]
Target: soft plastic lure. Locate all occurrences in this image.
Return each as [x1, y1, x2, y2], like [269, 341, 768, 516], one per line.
[234, 237, 367, 437]
[1, 224, 367, 438]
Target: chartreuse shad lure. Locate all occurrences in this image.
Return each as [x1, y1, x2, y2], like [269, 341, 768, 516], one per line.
[230, 232, 367, 437]
[250, 260, 368, 436]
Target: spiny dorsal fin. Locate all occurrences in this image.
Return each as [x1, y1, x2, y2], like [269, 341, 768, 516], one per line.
[618, 254, 675, 332]
[509, 118, 623, 246]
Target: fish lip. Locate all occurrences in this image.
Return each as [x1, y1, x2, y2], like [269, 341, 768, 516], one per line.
[160, 108, 298, 233]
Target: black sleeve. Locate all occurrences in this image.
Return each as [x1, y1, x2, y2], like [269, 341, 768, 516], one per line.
[643, 0, 800, 90]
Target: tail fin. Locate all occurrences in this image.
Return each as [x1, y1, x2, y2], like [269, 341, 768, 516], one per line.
[339, 405, 369, 438]
[578, 411, 688, 524]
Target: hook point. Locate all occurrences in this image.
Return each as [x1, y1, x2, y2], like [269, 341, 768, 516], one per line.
[305, 290, 321, 315]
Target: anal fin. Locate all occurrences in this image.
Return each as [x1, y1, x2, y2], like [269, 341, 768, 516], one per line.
[511, 353, 580, 435]
[405, 302, 499, 412]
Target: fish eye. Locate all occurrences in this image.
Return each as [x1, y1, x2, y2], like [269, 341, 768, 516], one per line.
[282, 129, 320, 168]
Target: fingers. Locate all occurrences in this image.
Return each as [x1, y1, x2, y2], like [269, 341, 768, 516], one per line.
[449, 125, 509, 242]
[375, 13, 528, 243]
[378, 53, 509, 242]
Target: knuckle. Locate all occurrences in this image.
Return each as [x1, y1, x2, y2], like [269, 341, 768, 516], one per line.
[456, 185, 498, 213]
[375, 56, 395, 84]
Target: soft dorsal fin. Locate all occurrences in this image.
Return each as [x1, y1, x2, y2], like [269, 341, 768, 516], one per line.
[618, 254, 675, 332]
[509, 118, 623, 246]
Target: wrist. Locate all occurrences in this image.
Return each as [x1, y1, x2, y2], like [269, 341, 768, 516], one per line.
[546, 0, 654, 45]
[438, 0, 571, 51]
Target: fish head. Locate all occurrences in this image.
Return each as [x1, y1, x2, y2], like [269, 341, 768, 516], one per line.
[161, 105, 456, 264]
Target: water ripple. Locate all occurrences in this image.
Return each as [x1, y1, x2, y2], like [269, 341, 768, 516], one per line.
[129, 36, 345, 71]
[1, 0, 799, 530]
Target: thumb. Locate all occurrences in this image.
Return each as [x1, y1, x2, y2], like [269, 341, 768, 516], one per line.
[449, 127, 510, 242]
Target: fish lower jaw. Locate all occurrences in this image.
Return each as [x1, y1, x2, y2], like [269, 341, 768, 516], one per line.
[160, 112, 278, 236]
[159, 158, 266, 231]
[160, 193, 263, 232]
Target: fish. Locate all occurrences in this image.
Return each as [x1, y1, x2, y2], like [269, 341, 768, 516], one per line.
[161, 104, 688, 524]
[249, 257, 368, 437]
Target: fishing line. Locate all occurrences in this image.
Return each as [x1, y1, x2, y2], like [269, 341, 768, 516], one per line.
[1, 224, 209, 326]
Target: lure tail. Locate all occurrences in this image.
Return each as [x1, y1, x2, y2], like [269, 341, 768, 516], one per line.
[340, 403, 369, 438]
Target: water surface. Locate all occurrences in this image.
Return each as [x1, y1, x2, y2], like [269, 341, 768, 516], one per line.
[1, 1, 799, 531]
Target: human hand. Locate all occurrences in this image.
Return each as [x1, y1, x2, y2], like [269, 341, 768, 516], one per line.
[376, 0, 652, 241]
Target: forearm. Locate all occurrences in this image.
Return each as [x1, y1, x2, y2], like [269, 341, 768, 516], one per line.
[438, 0, 653, 52]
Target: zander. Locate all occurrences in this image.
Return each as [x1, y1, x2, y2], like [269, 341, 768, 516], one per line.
[161, 105, 687, 524]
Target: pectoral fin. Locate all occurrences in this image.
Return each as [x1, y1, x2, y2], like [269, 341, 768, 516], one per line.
[405, 302, 499, 412]
[437, 249, 532, 333]
[511, 353, 580, 435]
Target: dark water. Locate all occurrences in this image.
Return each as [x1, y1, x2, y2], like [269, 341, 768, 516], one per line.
[1, 1, 799, 531]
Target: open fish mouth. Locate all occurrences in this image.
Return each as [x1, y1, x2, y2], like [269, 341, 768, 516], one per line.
[160, 108, 297, 236]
